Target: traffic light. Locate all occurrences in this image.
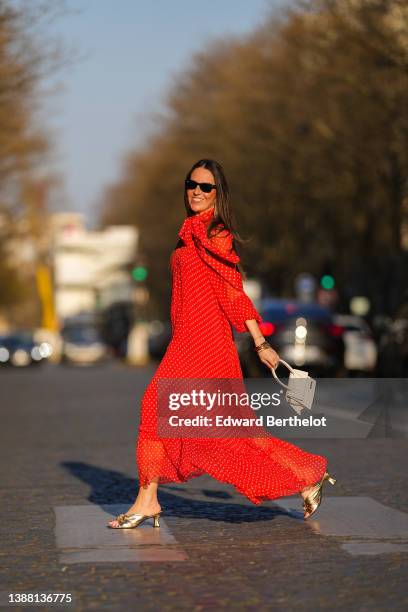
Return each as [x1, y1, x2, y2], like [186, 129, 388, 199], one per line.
[131, 266, 148, 282]
[320, 274, 335, 290]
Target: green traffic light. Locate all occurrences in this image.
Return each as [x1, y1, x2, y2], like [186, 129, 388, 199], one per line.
[132, 266, 148, 281]
[321, 274, 335, 290]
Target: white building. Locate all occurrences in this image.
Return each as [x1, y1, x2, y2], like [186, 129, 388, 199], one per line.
[52, 213, 138, 321]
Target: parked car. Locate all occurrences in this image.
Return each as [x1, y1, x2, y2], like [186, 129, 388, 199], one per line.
[376, 296, 408, 377]
[237, 298, 345, 377]
[147, 320, 172, 361]
[333, 314, 377, 375]
[60, 325, 110, 365]
[0, 331, 50, 367]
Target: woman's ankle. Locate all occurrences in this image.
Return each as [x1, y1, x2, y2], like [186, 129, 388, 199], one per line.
[134, 493, 160, 508]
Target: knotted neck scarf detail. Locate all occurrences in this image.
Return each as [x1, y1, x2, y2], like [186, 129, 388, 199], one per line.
[178, 206, 243, 290]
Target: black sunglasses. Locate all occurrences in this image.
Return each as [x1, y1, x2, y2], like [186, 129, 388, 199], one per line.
[185, 179, 217, 193]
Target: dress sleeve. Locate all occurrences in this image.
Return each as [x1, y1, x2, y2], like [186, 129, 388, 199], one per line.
[203, 229, 263, 333]
[170, 251, 181, 332]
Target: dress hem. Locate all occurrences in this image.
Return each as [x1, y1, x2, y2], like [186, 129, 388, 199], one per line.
[138, 461, 327, 506]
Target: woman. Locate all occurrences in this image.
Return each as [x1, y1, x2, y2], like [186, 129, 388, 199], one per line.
[108, 159, 336, 529]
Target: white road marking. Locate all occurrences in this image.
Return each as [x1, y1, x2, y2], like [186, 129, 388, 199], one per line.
[55, 505, 187, 563]
[277, 496, 408, 556]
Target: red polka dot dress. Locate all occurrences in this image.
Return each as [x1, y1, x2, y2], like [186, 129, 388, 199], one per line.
[136, 205, 327, 504]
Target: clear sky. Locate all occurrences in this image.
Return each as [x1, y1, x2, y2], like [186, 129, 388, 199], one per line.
[44, 0, 288, 226]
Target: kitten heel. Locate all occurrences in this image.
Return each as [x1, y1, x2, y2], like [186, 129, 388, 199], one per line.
[108, 510, 162, 529]
[302, 471, 337, 520]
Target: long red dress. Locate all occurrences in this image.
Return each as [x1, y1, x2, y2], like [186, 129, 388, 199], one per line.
[136, 205, 327, 504]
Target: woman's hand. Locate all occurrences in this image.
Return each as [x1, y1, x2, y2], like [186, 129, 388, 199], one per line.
[255, 343, 280, 371]
[246, 322, 280, 371]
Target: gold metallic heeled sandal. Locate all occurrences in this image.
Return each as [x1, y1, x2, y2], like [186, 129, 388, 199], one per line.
[302, 472, 337, 519]
[107, 511, 161, 529]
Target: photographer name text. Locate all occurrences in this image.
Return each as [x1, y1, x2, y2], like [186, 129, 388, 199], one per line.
[166, 415, 327, 427]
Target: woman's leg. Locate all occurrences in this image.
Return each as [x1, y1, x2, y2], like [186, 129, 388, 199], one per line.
[108, 479, 161, 527]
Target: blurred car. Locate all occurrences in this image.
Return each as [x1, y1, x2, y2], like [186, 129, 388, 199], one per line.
[61, 325, 110, 365]
[0, 331, 51, 367]
[333, 314, 377, 374]
[147, 320, 172, 361]
[237, 298, 345, 377]
[376, 296, 408, 377]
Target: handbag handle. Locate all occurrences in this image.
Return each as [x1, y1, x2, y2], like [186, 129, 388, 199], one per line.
[271, 358, 296, 391]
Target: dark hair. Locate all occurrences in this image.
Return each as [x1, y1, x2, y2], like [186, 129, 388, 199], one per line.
[181, 159, 249, 275]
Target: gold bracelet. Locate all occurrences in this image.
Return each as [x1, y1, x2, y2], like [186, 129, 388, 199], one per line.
[254, 341, 271, 353]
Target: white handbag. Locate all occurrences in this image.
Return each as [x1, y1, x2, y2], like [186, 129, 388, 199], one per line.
[271, 359, 316, 415]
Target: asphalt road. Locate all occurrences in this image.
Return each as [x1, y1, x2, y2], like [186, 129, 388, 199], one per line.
[0, 363, 407, 611]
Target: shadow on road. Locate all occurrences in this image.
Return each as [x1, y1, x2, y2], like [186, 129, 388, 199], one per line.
[61, 460, 294, 524]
